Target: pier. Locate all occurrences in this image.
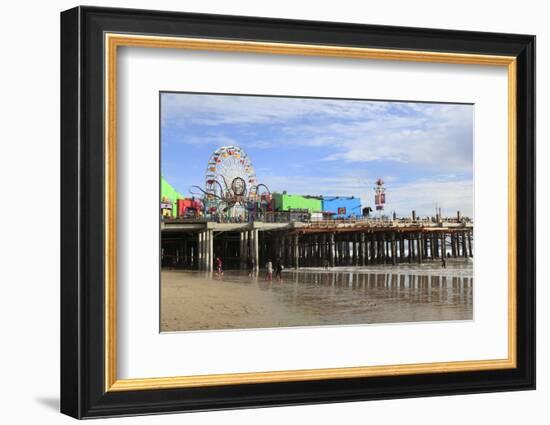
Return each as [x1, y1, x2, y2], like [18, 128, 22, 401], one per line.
[161, 215, 473, 271]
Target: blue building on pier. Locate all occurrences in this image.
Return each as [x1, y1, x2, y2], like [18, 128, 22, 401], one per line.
[322, 196, 362, 219]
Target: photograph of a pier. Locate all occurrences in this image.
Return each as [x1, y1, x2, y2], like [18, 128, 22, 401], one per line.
[160, 92, 474, 332]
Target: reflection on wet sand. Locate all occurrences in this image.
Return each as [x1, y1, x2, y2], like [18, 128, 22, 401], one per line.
[160, 260, 473, 332]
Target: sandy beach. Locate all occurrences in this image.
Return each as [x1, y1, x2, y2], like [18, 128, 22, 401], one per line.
[161, 270, 316, 332]
[161, 261, 473, 332]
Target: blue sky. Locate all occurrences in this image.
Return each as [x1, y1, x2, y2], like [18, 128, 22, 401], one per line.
[161, 92, 473, 217]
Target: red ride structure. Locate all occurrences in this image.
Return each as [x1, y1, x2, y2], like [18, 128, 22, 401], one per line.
[177, 198, 202, 218]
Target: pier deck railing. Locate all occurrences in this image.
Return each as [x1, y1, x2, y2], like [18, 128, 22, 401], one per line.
[163, 213, 472, 226]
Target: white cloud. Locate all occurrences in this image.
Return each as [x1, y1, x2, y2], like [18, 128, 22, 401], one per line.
[384, 179, 473, 218]
[162, 93, 474, 175]
[180, 134, 238, 146]
[283, 105, 473, 172]
[161, 93, 394, 126]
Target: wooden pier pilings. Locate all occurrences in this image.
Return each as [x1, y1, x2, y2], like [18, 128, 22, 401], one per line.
[267, 228, 473, 269]
[161, 220, 473, 271]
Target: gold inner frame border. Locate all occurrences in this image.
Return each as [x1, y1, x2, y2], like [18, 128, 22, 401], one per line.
[104, 33, 517, 392]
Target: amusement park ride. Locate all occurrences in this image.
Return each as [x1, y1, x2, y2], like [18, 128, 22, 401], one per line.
[190, 146, 272, 220]
[163, 145, 389, 221]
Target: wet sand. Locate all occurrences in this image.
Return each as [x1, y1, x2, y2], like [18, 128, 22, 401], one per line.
[161, 260, 473, 332]
[161, 271, 315, 331]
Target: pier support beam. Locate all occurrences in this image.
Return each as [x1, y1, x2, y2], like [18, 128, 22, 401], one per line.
[329, 233, 335, 267]
[315, 235, 320, 265]
[294, 235, 300, 269]
[253, 229, 259, 270]
[383, 235, 388, 264]
[207, 230, 214, 272]
[391, 232, 397, 265]
[248, 229, 259, 271]
[360, 232, 366, 266]
[319, 234, 326, 266]
[418, 233, 423, 264]
[399, 233, 404, 263]
[370, 234, 375, 264]
[239, 232, 246, 269]
[198, 231, 204, 270]
[283, 236, 292, 267]
[244, 231, 249, 267]
[351, 233, 359, 266]
[451, 233, 456, 258]
[433, 235, 439, 258]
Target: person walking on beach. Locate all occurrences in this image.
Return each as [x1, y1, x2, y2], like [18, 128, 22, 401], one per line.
[275, 258, 283, 281]
[216, 256, 223, 276]
[265, 259, 273, 281]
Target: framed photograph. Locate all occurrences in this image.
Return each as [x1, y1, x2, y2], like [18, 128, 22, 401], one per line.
[60, 6, 535, 419]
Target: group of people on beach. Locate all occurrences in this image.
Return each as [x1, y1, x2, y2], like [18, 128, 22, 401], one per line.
[214, 256, 284, 281]
[248, 257, 284, 281]
[264, 258, 284, 281]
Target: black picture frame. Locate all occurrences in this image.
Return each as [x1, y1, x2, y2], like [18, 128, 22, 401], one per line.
[61, 5, 535, 419]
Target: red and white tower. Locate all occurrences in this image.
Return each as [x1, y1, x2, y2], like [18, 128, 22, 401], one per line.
[374, 178, 386, 215]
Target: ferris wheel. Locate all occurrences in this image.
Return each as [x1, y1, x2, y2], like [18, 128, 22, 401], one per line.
[204, 146, 257, 216]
